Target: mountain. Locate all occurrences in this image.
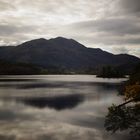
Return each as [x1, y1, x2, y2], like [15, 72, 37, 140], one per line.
[0, 37, 139, 74]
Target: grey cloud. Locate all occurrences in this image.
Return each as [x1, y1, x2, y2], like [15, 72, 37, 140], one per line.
[0, 23, 42, 45]
[113, 46, 130, 54]
[13, 0, 87, 16]
[112, 46, 140, 57]
[0, 1, 15, 11]
[59, 17, 140, 47]
[71, 33, 140, 47]
[119, 0, 140, 14]
[0, 0, 139, 57]
[131, 48, 140, 57]
[0, 24, 37, 36]
[90, 35, 140, 45]
[70, 18, 140, 36]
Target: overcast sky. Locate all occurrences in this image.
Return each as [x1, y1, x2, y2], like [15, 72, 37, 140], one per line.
[0, 0, 140, 57]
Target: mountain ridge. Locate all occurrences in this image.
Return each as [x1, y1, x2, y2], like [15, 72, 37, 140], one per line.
[0, 37, 139, 74]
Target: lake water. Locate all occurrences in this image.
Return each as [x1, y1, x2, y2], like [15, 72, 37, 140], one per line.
[0, 75, 129, 140]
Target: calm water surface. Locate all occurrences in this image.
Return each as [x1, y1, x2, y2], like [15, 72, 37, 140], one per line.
[0, 75, 128, 140]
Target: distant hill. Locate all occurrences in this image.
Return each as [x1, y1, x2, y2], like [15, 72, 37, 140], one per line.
[0, 37, 139, 74]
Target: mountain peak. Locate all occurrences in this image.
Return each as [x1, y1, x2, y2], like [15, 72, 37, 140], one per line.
[53, 36, 68, 40]
[50, 36, 75, 42]
[49, 36, 86, 49]
[37, 38, 47, 41]
[30, 38, 48, 43]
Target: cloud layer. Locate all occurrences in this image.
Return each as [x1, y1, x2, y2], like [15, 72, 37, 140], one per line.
[0, 0, 140, 57]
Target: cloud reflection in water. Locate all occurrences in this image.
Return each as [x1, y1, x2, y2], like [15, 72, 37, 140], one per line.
[0, 75, 128, 140]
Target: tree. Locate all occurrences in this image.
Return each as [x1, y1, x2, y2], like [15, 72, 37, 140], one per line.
[104, 63, 140, 138]
[97, 66, 125, 78]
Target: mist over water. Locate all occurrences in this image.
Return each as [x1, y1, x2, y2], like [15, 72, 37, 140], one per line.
[0, 75, 129, 140]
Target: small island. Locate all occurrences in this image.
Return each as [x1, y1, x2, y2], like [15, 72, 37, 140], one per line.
[97, 66, 125, 78]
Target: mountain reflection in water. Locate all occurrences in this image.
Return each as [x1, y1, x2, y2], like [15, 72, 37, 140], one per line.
[17, 94, 84, 110]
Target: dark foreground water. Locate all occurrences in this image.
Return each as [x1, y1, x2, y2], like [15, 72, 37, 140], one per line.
[0, 75, 129, 140]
